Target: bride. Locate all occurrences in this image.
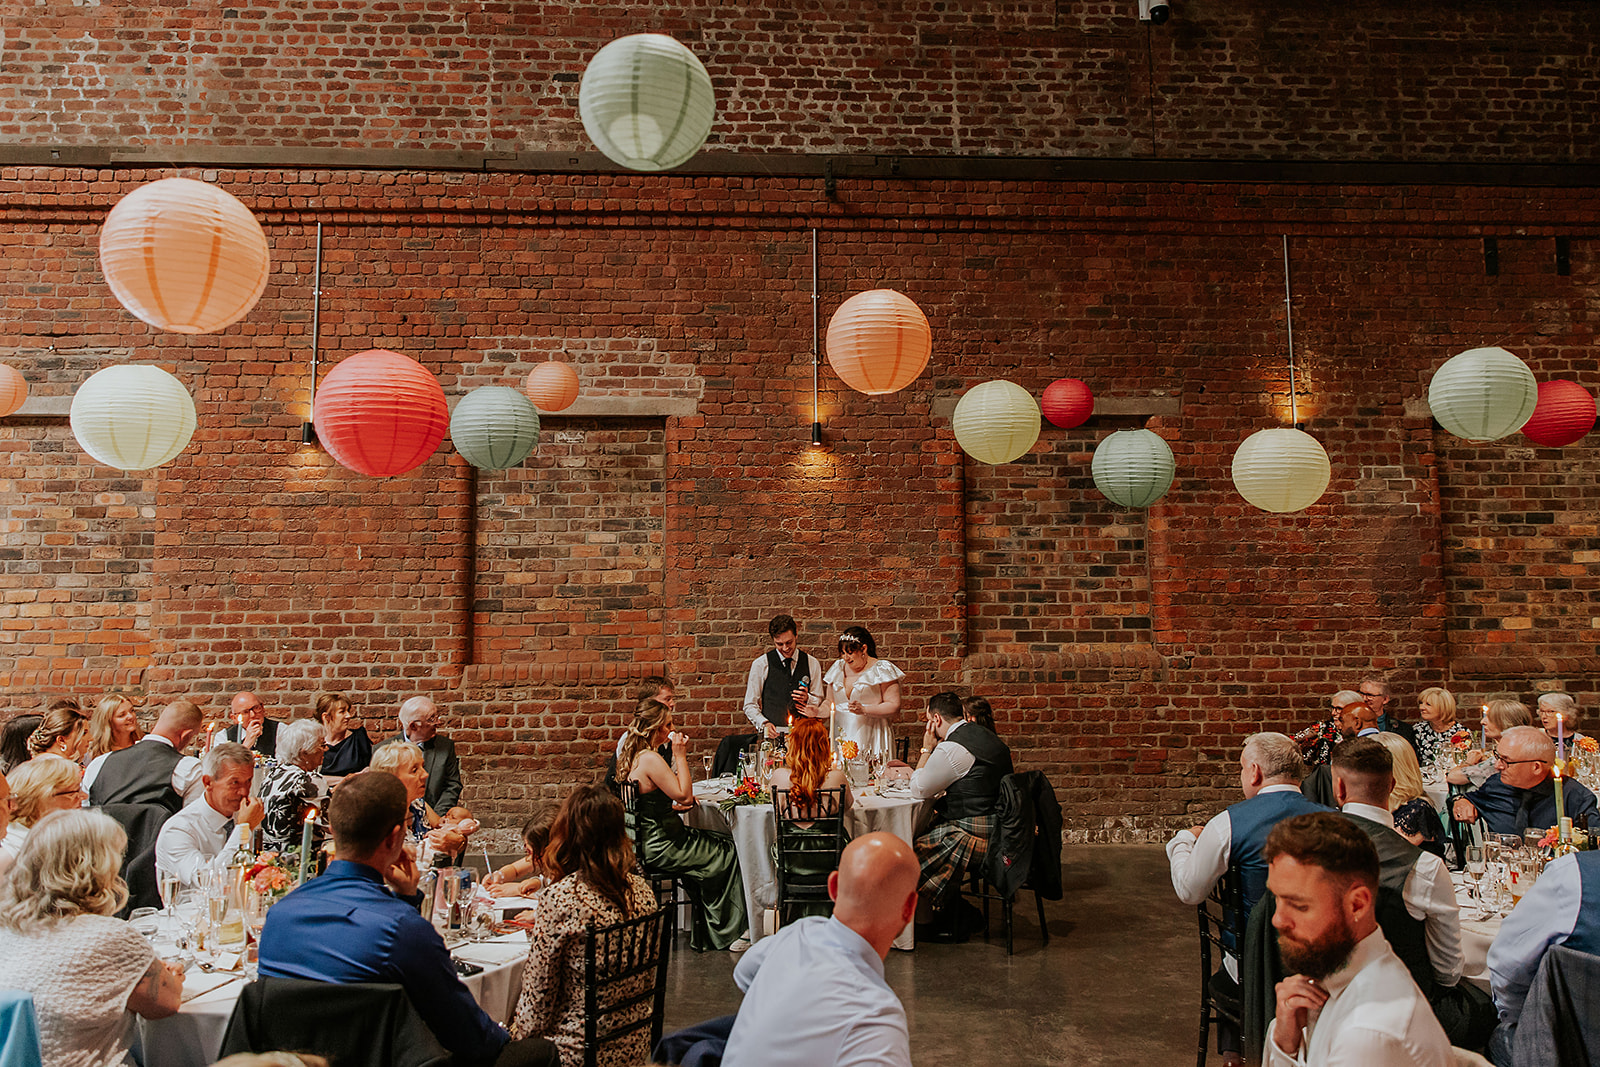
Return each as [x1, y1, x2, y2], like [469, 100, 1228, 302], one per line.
[805, 626, 904, 762]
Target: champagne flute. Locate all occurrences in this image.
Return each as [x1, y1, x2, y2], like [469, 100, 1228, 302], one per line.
[1464, 846, 1485, 914]
[701, 753, 713, 779]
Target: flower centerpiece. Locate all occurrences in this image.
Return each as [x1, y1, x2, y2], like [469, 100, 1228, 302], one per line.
[247, 850, 295, 898]
[717, 776, 769, 814]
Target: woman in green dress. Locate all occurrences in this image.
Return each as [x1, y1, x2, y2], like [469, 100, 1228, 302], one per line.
[621, 696, 748, 951]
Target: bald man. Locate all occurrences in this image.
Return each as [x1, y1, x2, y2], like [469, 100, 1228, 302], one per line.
[222, 690, 281, 758]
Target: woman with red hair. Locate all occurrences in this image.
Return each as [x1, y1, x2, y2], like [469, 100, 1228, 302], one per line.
[768, 717, 852, 823]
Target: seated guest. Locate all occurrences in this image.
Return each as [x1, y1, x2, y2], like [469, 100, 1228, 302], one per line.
[962, 694, 997, 733]
[3, 755, 87, 866]
[0, 810, 184, 1066]
[1451, 725, 1599, 836]
[1374, 732, 1447, 860]
[85, 691, 143, 762]
[260, 771, 557, 1067]
[1300, 692, 1368, 805]
[770, 716, 853, 921]
[370, 739, 476, 859]
[399, 696, 464, 813]
[621, 696, 748, 952]
[154, 742, 263, 888]
[485, 804, 557, 898]
[1486, 849, 1600, 1059]
[1359, 676, 1419, 757]
[1295, 690, 1365, 770]
[222, 690, 282, 757]
[1265, 812, 1451, 1066]
[606, 677, 675, 793]
[1447, 698, 1533, 792]
[1536, 691, 1586, 750]
[909, 691, 1013, 926]
[509, 784, 657, 1066]
[26, 699, 90, 762]
[260, 718, 329, 852]
[316, 691, 372, 778]
[85, 698, 206, 808]
[0, 773, 12, 879]
[0, 714, 42, 774]
[1330, 737, 1493, 1048]
[1167, 731, 1325, 1064]
[1411, 687, 1464, 773]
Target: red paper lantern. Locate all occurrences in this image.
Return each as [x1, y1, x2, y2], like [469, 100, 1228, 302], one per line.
[0, 365, 27, 417]
[1521, 379, 1596, 447]
[524, 361, 580, 412]
[825, 289, 932, 395]
[1041, 378, 1094, 428]
[312, 349, 448, 477]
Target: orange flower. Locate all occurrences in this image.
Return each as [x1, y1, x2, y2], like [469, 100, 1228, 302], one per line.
[840, 740, 859, 760]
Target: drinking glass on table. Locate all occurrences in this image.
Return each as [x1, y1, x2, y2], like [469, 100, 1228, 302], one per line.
[160, 871, 182, 920]
[702, 754, 714, 778]
[1463, 846, 1485, 912]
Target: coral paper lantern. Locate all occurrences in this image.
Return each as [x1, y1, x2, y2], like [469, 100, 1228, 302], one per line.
[1092, 429, 1176, 507]
[825, 290, 932, 396]
[951, 380, 1040, 464]
[1231, 427, 1332, 514]
[69, 364, 197, 471]
[578, 34, 716, 171]
[1427, 346, 1538, 442]
[1042, 378, 1094, 428]
[0, 365, 27, 417]
[524, 361, 581, 413]
[312, 349, 448, 478]
[451, 387, 541, 470]
[1521, 379, 1596, 447]
[98, 177, 270, 334]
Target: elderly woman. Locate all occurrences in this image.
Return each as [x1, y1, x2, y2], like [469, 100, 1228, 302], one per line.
[369, 740, 474, 858]
[316, 692, 372, 778]
[27, 700, 90, 763]
[1537, 692, 1587, 751]
[0, 809, 183, 1065]
[1447, 698, 1535, 790]
[260, 718, 330, 852]
[3, 755, 86, 867]
[1411, 687, 1462, 772]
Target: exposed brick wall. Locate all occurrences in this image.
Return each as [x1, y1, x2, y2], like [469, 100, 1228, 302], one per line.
[0, 1, 1596, 163]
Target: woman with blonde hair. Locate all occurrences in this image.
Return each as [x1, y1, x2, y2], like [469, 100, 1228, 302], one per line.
[3, 755, 87, 867]
[27, 699, 89, 762]
[621, 696, 746, 952]
[1411, 687, 1461, 771]
[85, 692, 143, 762]
[1376, 732, 1446, 859]
[0, 809, 184, 1065]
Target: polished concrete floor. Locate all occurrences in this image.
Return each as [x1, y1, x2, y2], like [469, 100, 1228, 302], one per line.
[660, 844, 1201, 1067]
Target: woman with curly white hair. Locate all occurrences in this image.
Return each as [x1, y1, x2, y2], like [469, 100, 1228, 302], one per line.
[0, 808, 184, 1066]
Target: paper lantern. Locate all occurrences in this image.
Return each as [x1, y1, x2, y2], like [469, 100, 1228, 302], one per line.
[0, 365, 27, 417]
[951, 380, 1040, 464]
[1092, 429, 1175, 507]
[451, 387, 541, 470]
[312, 349, 448, 478]
[1427, 346, 1538, 442]
[1231, 428, 1332, 514]
[578, 34, 716, 171]
[524, 361, 580, 413]
[825, 290, 932, 396]
[69, 365, 197, 471]
[1042, 378, 1094, 428]
[98, 177, 270, 334]
[1521, 379, 1596, 447]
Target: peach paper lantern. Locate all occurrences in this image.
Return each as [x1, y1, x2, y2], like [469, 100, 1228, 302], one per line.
[312, 349, 448, 478]
[825, 290, 932, 396]
[524, 361, 581, 412]
[98, 177, 271, 334]
[0, 365, 27, 417]
[1521, 379, 1596, 447]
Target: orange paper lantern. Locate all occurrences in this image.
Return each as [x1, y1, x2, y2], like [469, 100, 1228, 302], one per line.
[1521, 379, 1596, 447]
[1041, 378, 1094, 428]
[524, 361, 580, 412]
[825, 289, 932, 395]
[98, 177, 270, 334]
[312, 349, 448, 478]
[0, 365, 27, 417]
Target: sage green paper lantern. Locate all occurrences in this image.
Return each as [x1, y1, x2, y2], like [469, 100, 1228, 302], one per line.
[1091, 429, 1176, 507]
[70, 364, 198, 471]
[451, 387, 541, 470]
[1427, 346, 1538, 442]
[578, 34, 716, 171]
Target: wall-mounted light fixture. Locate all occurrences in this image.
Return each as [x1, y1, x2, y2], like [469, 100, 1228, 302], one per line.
[301, 222, 323, 447]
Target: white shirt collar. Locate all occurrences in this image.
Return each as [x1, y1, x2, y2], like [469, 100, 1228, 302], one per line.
[945, 720, 968, 738]
[1257, 783, 1304, 796]
[143, 734, 177, 750]
[1320, 926, 1389, 999]
[194, 795, 232, 831]
[1342, 801, 1395, 828]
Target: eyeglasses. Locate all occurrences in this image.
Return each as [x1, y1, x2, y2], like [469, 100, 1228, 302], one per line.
[1359, 691, 1385, 700]
[1493, 756, 1546, 769]
[53, 787, 86, 798]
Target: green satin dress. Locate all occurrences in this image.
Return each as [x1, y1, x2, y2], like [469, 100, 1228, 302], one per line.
[632, 787, 748, 951]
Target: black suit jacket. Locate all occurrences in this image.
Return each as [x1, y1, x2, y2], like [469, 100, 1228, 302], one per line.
[224, 718, 280, 759]
[419, 734, 463, 811]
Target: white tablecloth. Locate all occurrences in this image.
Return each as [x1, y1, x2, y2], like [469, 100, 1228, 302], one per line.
[685, 785, 933, 951]
[1452, 871, 1502, 993]
[138, 932, 529, 1067]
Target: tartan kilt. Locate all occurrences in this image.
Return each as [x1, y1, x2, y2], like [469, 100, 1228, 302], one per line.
[915, 815, 994, 901]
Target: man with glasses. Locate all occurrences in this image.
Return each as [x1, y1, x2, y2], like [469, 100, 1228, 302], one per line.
[222, 690, 282, 758]
[1451, 726, 1598, 835]
[1358, 677, 1420, 758]
[399, 696, 463, 814]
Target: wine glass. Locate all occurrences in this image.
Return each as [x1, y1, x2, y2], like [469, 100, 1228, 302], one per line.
[159, 871, 182, 922]
[1464, 846, 1484, 914]
[701, 753, 714, 779]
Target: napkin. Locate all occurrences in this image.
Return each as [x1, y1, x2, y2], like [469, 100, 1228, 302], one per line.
[181, 968, 241, 1002]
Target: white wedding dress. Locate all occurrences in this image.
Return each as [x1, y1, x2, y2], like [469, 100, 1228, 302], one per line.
[823, 657, 905, 762]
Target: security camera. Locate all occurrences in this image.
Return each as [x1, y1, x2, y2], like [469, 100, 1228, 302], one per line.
[1138, 0, 1171, 24]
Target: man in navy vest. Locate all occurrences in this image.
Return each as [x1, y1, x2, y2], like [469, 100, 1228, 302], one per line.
[221, 690, 281, 758]
[741, 614, 824, 741]
[1488, 849, 1600, 1060]
[1168, 732, 1327, 1063]
[1452, 726, 1598, 835]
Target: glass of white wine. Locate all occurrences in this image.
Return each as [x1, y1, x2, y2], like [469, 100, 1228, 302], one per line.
[1464, 846, 1485, 915]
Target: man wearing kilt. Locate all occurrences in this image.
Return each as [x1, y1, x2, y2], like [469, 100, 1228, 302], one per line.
[908, 691, 1014, 928]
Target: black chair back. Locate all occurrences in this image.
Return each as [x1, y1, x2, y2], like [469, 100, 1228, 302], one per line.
[618, 778, 640, 842]
[772, 786, 848, 925]
[714, 732, 760, 777]
[581, 906, 672, 1067]
[1195, 866, 1246, 1067]
[219, 978, 450, 1067]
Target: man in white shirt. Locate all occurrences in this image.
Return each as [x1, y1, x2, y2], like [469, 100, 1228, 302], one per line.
[740, 614, 824, 740]
[155, 742, 264, 887]
[83, 699, 206, 805]
[1266, 811, 1452, 1067]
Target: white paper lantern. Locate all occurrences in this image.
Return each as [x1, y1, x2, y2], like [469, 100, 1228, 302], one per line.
[1092, 429, 1176, 507]
[1427, 346, 1538, 442]
[951, 380, 1040, 464]
[578, 34, 716, 171]
[451, 387, 541, 470]
[1231, 427, 1332, 514]
[70, 365, 197, 471]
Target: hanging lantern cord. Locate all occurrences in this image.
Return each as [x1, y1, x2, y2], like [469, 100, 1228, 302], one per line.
[810, 227, 822, 446]
[302, 223, 324, 446]
[1282, 234, 1298, 426]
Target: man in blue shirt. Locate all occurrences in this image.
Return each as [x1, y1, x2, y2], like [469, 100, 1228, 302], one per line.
[259, 771, 556, 1067]
[1452, 726, 1598, 835]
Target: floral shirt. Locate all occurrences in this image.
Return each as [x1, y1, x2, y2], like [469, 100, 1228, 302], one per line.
[1295, 715, 1342, 768]
[260, 762, 326, 852]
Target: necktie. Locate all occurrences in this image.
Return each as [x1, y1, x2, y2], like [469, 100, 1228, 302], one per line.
[784, 657, 793, 674]
[221, 820, 235, 847]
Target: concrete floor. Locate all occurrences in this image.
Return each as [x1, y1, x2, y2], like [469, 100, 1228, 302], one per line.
[659, 843, 1201, 1067]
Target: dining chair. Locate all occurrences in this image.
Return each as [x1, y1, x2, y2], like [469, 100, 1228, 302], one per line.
[1195, 866, 1246, 1067]
[617, 778, 685, 944]
[579, 907, 672, 1067]
[771, 786, 848, 926]
[218, 978, 450, 1067]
